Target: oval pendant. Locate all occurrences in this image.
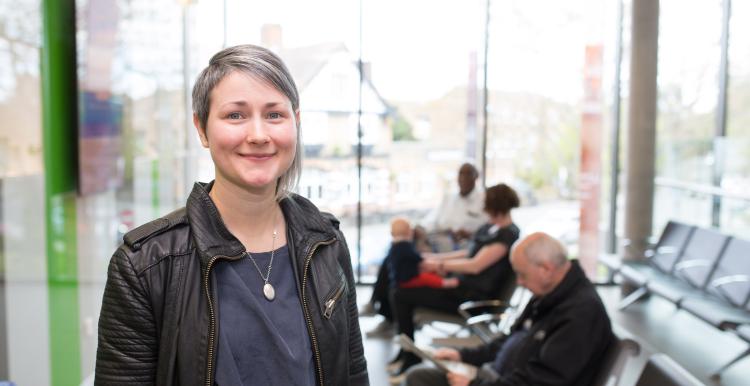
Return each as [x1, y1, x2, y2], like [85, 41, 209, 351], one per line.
[263, 283, 275, 301]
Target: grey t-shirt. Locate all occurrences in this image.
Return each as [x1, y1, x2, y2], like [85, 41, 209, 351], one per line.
[214, 245, 316, 386]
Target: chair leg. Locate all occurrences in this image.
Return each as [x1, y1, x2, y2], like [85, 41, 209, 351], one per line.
[618, 287, 649, 310]
[710, 347, 750, 380]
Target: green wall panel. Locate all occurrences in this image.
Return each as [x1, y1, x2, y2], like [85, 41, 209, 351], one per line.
[41, 0, 81, 384]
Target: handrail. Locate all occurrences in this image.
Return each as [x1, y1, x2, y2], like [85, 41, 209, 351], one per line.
[655, 177, 750, 202]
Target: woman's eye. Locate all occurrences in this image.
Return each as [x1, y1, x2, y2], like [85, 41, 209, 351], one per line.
[228, 112, 242, 120]
[268, 112, 282, 119]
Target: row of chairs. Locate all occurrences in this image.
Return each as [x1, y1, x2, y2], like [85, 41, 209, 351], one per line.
[596, 335, 705, 386]
[600, 220, 750, 377]
[414, 283, 706, 385]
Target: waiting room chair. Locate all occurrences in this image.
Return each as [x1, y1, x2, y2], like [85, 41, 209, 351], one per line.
[617, 222, 695, 309]
[646, 228, 730, 306]
[678, 238, 750, 331]
[709, 324, 750, 379]
[414, 275, 519, 336]
[634, 354, 705, 386]
[591, 337, 641, 386]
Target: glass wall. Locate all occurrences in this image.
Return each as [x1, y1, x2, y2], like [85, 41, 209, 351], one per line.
[355, 0, 484, 277]
[653, 0, 750, 238]
[0, 0, 48, 384]
[652, 0, 721, 231]
[484, 0, 616, 257]
[3, 0, 750, 384]
[722, 0, 750, 236]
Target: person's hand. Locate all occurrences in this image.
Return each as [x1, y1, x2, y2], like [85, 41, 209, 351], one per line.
[453, 229, 472, 241]
[420, 259, 440, 273]
[421, 252, 438, 260]
[432, 347, 461, 361]
[446, 372, 471, 386]
[441, 277, 459, 288]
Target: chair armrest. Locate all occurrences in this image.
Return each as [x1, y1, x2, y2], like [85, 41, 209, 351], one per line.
[466, 313, 507, 327]
[465, 313, 509, 344]
[622, 236, 658, 259]
[458, 300, 509, 319]
[709, 275, 750, 305]
[674, 259, 713, 272]
[711, 275, 750, 287]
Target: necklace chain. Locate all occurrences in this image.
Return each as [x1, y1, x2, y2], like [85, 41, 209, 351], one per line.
[247, 228, 277, 283]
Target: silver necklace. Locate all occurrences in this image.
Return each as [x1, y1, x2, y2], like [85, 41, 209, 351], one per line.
[246, 227, 278, 301]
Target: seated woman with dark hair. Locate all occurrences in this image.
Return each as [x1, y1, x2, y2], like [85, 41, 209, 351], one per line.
[389, 183, 521, 380]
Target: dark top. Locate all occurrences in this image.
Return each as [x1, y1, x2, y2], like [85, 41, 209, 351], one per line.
[458, 223, 520, 297]
[214, 245, 316, 386]
[459, 261, 615, 386]
[385, 240, 423, 287]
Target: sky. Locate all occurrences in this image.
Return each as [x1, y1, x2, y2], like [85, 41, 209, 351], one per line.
[189, 0, 745, 108]
[191, 0, 607, 103]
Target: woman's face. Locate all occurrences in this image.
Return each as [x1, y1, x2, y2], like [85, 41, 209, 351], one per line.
[196, 71, 298, 195]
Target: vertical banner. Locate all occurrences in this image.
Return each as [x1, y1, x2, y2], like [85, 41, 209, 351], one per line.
[578, 45, 603, 278]
[78, 0, 123, 195]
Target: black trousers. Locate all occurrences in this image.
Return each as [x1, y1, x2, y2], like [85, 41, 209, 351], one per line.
[390, 286, 468, 340]
[369, 261, 393, 320]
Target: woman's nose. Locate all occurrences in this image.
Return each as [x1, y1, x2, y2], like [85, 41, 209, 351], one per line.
[245, 118, 270, 144]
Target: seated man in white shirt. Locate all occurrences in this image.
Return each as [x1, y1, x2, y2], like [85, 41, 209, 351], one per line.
[416, 163, 488, 252]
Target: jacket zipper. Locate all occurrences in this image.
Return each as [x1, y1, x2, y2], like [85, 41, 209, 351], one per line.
[302, 238, 336, 386]
[204, 253, 242, 386]
[323, 281, 346, 319]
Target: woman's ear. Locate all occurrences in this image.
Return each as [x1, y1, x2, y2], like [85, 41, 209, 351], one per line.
[193, 113, 209, 148]
[295, 109, 301, 130]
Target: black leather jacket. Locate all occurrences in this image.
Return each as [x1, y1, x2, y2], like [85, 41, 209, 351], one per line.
[95, 182, 369, 386]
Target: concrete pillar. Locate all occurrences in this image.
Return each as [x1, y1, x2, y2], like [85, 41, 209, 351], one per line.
[624, 0, 659, 261]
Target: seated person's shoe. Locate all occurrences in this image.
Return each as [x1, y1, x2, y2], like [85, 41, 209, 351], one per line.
[388, 372, 408, 385]
[387, 359, 404, 375]
[358, 302, 377, 317]
[386, 350, 405, 374]
[365, 319, 394, 338]
[388, 353, 422, 384]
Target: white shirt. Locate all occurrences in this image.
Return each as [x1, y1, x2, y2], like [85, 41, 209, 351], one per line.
[421, 188, 488, 233]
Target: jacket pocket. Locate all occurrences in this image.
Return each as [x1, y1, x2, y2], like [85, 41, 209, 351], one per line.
[323, 276, 347, 319]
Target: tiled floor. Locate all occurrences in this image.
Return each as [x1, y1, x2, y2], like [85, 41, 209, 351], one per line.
[357, 285, 750, 386]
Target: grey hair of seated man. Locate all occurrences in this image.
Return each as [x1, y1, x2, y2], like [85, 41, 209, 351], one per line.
[516, 232, 568, 267]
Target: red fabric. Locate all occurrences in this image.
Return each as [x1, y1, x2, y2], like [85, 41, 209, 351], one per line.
[399, 273, 444, 289]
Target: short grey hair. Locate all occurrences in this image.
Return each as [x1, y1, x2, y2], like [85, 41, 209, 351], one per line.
[522, 232, 568, 267]
[192, 44, 302, 200]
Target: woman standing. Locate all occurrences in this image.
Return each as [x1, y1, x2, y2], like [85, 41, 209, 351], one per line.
[95, 45, 368, 386]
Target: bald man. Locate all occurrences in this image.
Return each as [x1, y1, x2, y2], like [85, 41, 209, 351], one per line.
[404, 233, 614, 386]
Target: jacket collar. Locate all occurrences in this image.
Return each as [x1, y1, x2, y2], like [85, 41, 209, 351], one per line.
[186, 181, 337, 264]
[525, 260, 588, 320]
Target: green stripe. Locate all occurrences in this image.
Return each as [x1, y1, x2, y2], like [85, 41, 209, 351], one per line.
[41, 0, 81, 385]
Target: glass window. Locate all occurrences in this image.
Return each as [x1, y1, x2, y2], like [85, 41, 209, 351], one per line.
[722, 0, 750, 236]
[653, 0, 724, 231]
[484, 0, 611, 253]
[0, 0, 47, 383]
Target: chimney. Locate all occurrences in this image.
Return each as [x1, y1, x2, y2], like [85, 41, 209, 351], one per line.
[261, 24, 282, 52]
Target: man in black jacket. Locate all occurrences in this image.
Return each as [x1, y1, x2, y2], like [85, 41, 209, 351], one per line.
[403, 232, 613, 386]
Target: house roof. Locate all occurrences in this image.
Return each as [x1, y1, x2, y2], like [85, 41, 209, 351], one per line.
[280, 42, 392, 113]
[280, 42, 347, 90]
